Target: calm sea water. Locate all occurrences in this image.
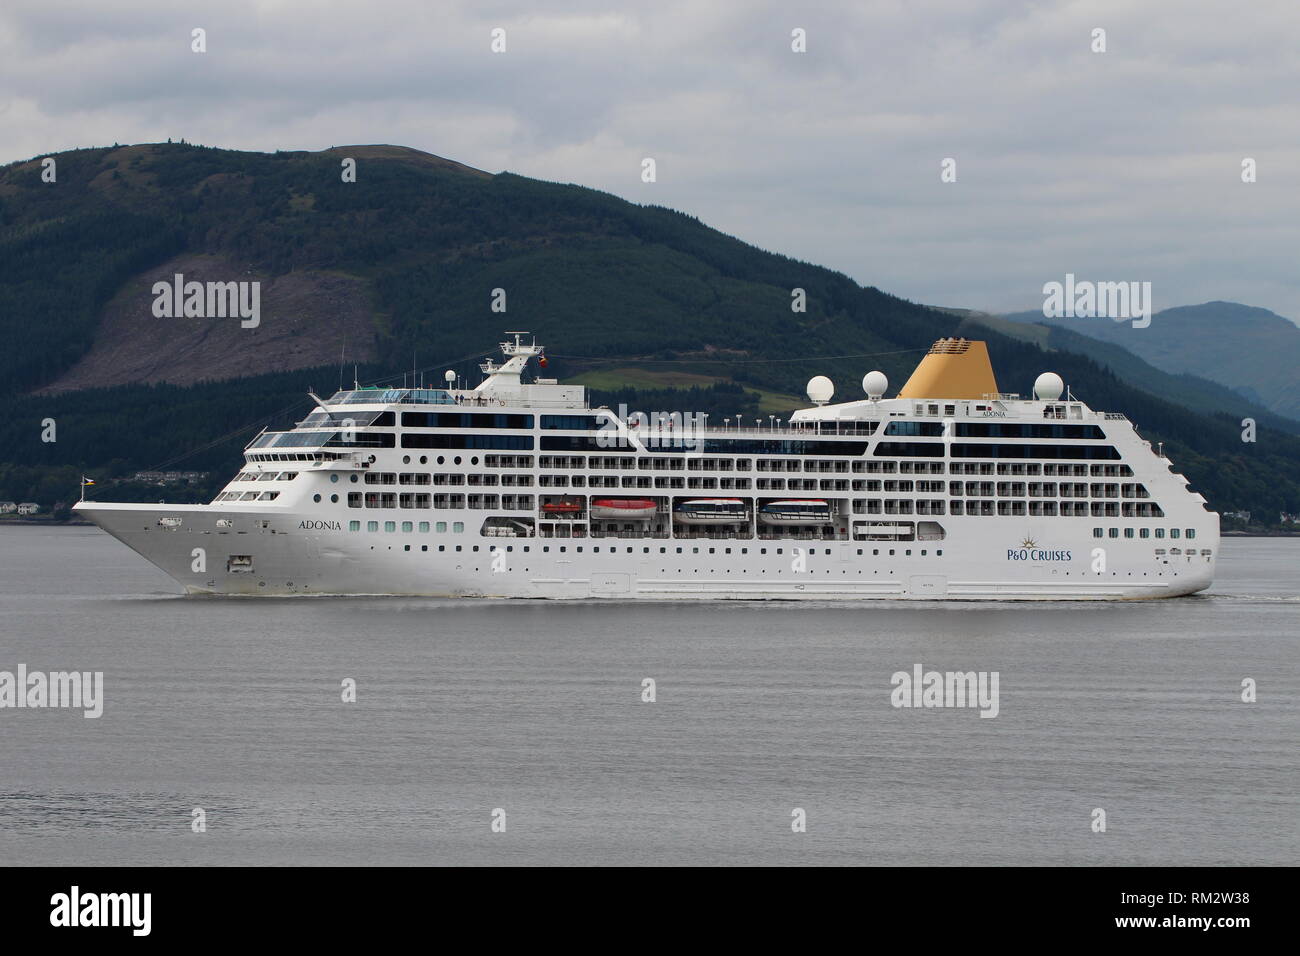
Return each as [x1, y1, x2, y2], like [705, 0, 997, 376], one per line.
[0, 525, 1296, 866]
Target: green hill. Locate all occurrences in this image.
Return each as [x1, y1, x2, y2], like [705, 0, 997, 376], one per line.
[1, 142, 1298, 525]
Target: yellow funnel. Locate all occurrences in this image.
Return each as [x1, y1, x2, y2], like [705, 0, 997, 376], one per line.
[897, 338, 999, 400]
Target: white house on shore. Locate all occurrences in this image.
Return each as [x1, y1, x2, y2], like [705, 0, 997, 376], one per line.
[0, 501, 16, 514]
[16, 502, 40, 515]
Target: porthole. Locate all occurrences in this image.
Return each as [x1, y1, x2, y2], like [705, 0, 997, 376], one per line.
[330, 494, 339, 503]
[330, 474, 339, 483]
[312, 494, 321, 502]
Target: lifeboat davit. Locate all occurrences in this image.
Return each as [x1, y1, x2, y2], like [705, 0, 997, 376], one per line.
[590, 498, 658, 521]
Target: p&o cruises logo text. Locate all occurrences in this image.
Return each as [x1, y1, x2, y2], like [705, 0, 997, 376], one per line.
[1006, 536, 1072, 562]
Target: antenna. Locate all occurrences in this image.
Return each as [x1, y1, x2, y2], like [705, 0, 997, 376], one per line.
[353, 365, 359, 390]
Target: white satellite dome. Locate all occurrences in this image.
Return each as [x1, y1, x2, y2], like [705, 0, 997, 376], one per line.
[862, 370, 888, 400]
[444, 370, 456, 383]
[1033, 371, 1064, 401]
[806, 375, 834, 404]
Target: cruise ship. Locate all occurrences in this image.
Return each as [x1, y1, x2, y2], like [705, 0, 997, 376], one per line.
[74, 334, 1219, 600]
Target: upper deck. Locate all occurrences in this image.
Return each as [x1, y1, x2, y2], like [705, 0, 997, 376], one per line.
[243, 333, 1140, 458]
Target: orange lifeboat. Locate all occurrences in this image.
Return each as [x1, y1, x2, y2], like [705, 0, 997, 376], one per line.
[590, 498, 657, 521]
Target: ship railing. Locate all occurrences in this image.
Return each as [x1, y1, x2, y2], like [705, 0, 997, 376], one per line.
[451, 395, 586, 409]
[590, 530, 671, 540]
[672, 530, 753, 540]
[630, 423, 880, 440]
[699, 423, 878, 438]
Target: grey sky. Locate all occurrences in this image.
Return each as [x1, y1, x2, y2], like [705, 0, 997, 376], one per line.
[3, 0, 1298, 320]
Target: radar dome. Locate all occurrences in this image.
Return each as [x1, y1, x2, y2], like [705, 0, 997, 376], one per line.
[1033, 372, 1064, 401]
[806, 375, 834, 404]
[862, 370, 888, 400]
[444, 370, 456, 383]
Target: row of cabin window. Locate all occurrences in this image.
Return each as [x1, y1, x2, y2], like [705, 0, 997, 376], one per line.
[231, 471, 299, 482]
[1094, 527, 1197, 539]
[364, 472, 535, 487]
[350, 532, 945, 560]
[952, 462, 1133, 476]
[356, 454, 1139, 478]
[444, 455, 1135, 478]
[376, 434, 818, 451]
[950, 501, 1161, 517]
[882, 421, 1107, 439]
[573, 476, 854, 491]
[347, 493, 535, 510]
[330, 456, 1142, 482]
[840, 500, 1165, 517]
[875, 442, 1123, 460]
[538, 456, 909, 474]
[944, 481, 1150, 498]
[247, 453, 335, 463]
[214, 490, 281, 502]
[350, 520, 465, 533]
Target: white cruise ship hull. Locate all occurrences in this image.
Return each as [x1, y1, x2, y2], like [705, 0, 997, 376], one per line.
[73, 501, 1216, 600]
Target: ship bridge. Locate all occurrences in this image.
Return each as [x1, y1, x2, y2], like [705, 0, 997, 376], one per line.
[458, 332, 585, 409]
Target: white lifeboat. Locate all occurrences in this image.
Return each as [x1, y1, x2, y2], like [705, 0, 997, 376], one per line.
[673, 498, 749, 525]
[758, 499, 833, 526]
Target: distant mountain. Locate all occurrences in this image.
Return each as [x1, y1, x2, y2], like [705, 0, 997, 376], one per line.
[942, 308, 1300, 435]
[1, 142, 1299, 522]
[1002, 302, 1300, 421]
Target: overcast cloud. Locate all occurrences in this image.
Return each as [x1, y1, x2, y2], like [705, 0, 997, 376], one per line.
[2, 0, 1298, 319]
